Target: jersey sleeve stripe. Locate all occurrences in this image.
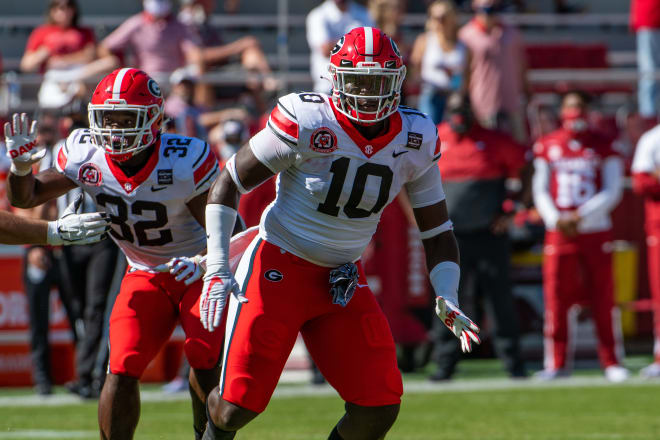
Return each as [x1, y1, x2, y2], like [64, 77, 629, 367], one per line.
[195, 163, 219, 190]
[434, 137, 442, 156]
[192, 142, 209, 168]
[194, 149, 217, 185]
[277, 99, 297, 121]
[269, 106, 298, 141]
[267, 121, 297, 147]
[56, 145, 68, 172]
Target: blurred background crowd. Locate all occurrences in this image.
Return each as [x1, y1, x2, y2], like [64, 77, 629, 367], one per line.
[1, 0, 659, 397]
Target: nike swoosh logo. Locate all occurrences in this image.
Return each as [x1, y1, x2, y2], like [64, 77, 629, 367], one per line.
[151, 186, 167, 192]
[392, 150, 408, 158]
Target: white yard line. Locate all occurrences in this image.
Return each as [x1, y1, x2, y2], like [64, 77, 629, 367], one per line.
[1, 375, 660, 407]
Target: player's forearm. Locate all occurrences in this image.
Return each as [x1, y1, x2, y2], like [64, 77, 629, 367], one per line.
[7, 172, 39, 209]
[0, 211, 46, 244]
[422, 231, 460, 270]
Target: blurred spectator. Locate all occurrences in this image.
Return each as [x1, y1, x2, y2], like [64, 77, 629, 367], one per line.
[410, 0, 469, 124]
[164, 72, 207, 139]
[631, 0, 660, 121]
[532, 91, 628, 383]
[459, 0, 529, 143]
[306, 0, 374, 93]
[96, 0, 203, 87]
[369, 0, 406, 51]
[631, 117, 660, 378]
[430, 93, 529, 381]
[20, 0, 95, 109]
[209, 118, 248, 166]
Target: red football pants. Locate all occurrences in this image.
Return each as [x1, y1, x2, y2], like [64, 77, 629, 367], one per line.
[108, 268, 224, 378]
[542, 230, 621, 370]
[219, 238, 403, 413]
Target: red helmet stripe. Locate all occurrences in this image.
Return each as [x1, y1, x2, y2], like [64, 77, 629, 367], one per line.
[364, 26, 373, 61]
[112, 68, 132, 99]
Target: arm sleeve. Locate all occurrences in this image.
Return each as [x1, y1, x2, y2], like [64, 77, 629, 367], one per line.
[576, 156, 623, 220]
[249, 128, 299, 174]
[101, 17, 136, 52]
[187, 142, 219, 202]
[532, 157, 560, 228]
[405, 165, 446, 208]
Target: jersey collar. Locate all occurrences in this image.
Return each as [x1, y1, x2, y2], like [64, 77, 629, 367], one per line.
[105, 142, 161, 194]
[329, 99, 402, 158]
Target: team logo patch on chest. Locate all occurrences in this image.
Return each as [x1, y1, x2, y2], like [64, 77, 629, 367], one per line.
[406, 132, 423, 150]
[310, 127, 338, 153]
[158, 169, 173, 185]
[78, 163, 102, 186]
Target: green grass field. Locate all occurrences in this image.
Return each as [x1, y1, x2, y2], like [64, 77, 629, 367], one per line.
[2, 359, 660, 440]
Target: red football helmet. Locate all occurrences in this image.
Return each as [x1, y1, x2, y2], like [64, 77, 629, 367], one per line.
[329, 27, 406, 124]
[88, 68, 163, 162]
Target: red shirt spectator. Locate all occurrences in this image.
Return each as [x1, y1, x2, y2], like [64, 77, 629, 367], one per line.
[631, 0, 660, 31]
[21, 0, 95, 73]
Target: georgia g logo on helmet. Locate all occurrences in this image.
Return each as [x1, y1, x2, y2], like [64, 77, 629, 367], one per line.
[328, 27, 406, 124]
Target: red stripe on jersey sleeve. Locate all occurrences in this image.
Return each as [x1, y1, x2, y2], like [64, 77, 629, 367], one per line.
[57, 145, 67, 171]
[194, 149, 218, 185]
[270, 105, 298, 140]
[434, 137, 442, 156]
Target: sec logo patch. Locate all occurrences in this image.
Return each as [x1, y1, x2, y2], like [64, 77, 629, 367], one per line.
[310, 128, 338, 153]
[78, 163, 102, 186]
[264, 269, 283, 282]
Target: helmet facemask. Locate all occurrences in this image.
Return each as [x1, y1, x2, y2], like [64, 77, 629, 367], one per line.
[330, 63, 406, 124]
[88, 101, 161, 162]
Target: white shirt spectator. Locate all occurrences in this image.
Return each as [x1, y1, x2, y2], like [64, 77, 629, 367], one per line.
[306, 0, 374, 93]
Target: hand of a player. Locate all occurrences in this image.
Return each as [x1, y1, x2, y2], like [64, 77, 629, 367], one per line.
[200, 268, 247, 332]
[154, 255, 206, 286]
[435, 296, 481, 353]
[48, 194, 110, 246]
[4, 113, 46, 176]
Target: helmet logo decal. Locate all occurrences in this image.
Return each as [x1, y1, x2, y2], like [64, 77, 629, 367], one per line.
[147, 79, 161, 97]
[390, 38, 401, 58]
[310, 127, 338, 153]
[330, 36, 345, 55]
[78, 163, 103, 186]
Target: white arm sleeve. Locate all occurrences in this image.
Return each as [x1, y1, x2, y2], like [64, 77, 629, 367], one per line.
[532, 157, 560, 229]
[249, 127, 299, 174]
[404, 165, 446, 208]
[576, 156, 623, 220]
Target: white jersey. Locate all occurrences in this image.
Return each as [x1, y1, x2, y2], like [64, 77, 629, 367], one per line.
[55, 129, 219, 270]
[250, 92, 445, 266]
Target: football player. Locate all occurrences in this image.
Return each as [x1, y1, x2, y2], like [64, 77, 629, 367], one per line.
[200, 27, 480, 439]
[6, 69, 222, 440]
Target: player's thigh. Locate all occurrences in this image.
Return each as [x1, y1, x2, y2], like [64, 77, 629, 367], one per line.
[108, 270, 178, 378]
[302, 284, 402, 407]
[219, 239, 308, 413]
[179, 278, 224, 370]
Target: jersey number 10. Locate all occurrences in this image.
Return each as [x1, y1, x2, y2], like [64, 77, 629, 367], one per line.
[317, 157, 393, 218]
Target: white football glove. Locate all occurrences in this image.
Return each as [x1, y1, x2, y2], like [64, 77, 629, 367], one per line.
[200, 269, 247, 332]
[154, 255, 206, 285]
[435, 296, 481, 353]
[4, 113, 47, 176]
[47, 194, 110, 246]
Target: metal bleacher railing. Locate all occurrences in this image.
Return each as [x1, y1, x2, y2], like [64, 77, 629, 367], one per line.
[0, 12, 638, 114]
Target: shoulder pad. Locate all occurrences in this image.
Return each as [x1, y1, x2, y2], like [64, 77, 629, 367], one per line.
[268, 92, 333, 152]
[160, 134, 216, 183]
